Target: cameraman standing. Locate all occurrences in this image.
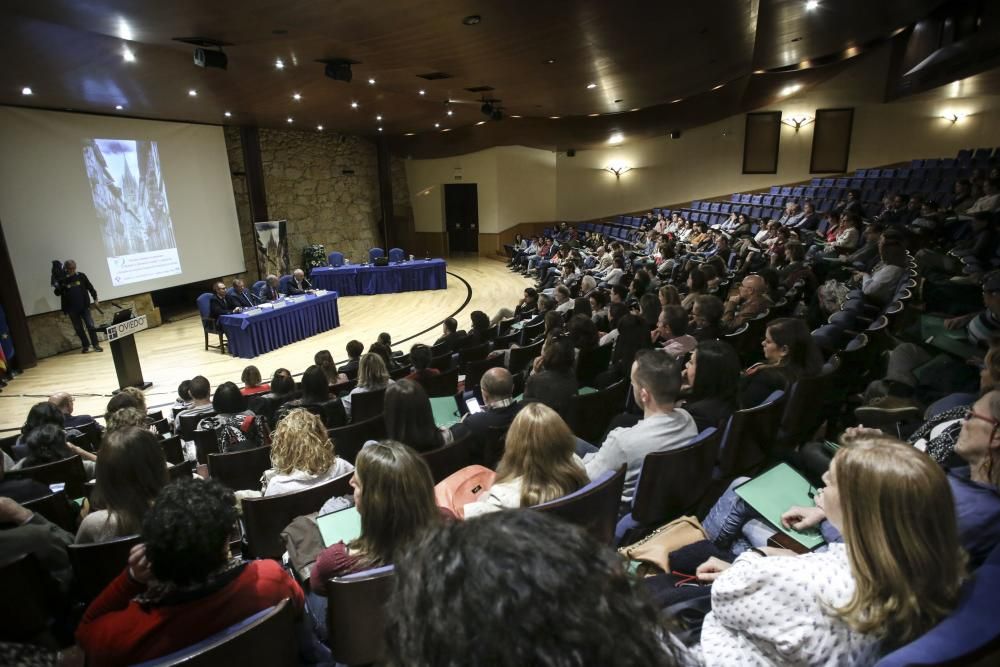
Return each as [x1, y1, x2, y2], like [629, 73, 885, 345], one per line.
[57, 260, 103, 353]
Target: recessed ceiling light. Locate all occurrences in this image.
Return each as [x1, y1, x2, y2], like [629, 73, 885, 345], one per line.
[188, 89, 197, 97]
[368, 78, 376, 85]
[292, 93, 301, 101]
[115, 104, 123, 110]
[378, 127, 383, 132]
[122, 46, 135, 63]
[630, 108, 640, 112]
[779, 83, 802, 96]
[608, 133, 624, 144]
[712, 83, 725, 91]
[376, 115, 382, 121]
[224, 111, 232, 117]
[21, 86, 32, 96]
[286, 117, 293, 123]
[117, 18, 134, 41]
[670, 98, 683, 103]
[510, 114, 522, 118]
[434, 122, 440, 127]
[442, 128, 451, 132]
[586, 83, 597, 89]
[275, 58, 285, 69]
[549, 116, 560, 119]
[447, 110, 454, 116]
[350, 101, 358, 109]
[317, 124, 324, 131]
[588, 113, 600, 117]
[805, 0, 819, 10]
[476, 120, 486, 125]
[418, 89, 426, 95]
[544, 58, 556, 64]
[753, 69, 766, 74]
[462, 15, 481, 26]
[404, 132, 415, 136]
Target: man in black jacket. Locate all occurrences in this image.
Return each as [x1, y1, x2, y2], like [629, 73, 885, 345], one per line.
[287, 269, 313, 295]
[56, 260, 103, 353]
[450, 367, 522, 465]
[226, 279, 259, 310]
[209, 282, 234, 331]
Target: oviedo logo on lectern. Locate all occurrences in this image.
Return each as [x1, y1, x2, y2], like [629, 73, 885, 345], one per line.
[106, 314, 149, 341]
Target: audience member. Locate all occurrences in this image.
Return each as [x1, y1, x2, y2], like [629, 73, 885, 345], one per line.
[261, 409, 354, 497]
[404, 344, 440, 387]
[679, 340, 742, 431]
[172, 375, 213, 431]
[239, 365, 270, 396]
[339, 340, 365, 375]
[0, 496, 74, 592]
[344, 353, 394, 420]
[13, 423, 97, 478]
[384, 380, 453, 453]
[524, 337, 579, 419]
[12, 401, 67, 460]
[76, 427, 167, 544]
[275, 365, 346, 428]
[722, 274, 773, 332]
[434, 317, 466, 352]
[49, 391, 98, 429]
[690, 294, 725, 341]
[451, 368, 522, 465]
[313, 350, 340, 384]
[741, 318, 823, 407]
[652, 305, 696, 359]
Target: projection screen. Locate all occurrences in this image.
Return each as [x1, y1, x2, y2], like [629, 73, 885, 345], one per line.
[0, 106, 244, 315]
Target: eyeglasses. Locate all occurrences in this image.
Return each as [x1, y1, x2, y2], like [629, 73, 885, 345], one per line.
[964, 408, 1000, 442]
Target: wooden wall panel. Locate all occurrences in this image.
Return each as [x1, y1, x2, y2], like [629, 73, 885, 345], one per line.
[810, 108, 855, 173]
[742, 111, 782, 174]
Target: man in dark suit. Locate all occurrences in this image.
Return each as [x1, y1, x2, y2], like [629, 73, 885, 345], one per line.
[226, 279, 259, 310]
[338, 340, 364, 375]
[257, 275, 280, 302]
[286, 269, 313, 295]
[433, 317, 467, 352]
[209, 282, 234, 331]
[450, 367, 522, 465]
[56, 260, 103, 353]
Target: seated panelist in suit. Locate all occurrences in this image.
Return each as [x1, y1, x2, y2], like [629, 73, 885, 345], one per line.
[209, 282, 234, 330]
[257, 274, 280, 302]
[286, 268, 313, 295]
[226, 279, 259, 310]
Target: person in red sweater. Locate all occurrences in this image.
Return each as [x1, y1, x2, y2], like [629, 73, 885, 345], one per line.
[76, 478, 305, 666]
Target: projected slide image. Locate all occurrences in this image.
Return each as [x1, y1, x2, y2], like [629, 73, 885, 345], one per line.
[82, 138, 182, 286]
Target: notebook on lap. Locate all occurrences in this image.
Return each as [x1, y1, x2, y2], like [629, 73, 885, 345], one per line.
[316, 506, 362, 548]
[734, 463, 826, 550]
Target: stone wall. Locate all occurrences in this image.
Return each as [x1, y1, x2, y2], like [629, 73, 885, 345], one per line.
[224, 127, 258, 282]
[27, 293, 161, 359]
[254, 128, 384, 268]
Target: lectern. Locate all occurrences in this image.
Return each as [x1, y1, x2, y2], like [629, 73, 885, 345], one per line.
[105, 310, 152, 391]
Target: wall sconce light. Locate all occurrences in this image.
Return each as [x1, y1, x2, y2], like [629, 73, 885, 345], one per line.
[604, 162, 632, 178]
[941, 111, 969, 123]
[781, 115, 814, 132]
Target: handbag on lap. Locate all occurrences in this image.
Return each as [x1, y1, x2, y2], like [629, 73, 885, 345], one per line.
[618, 516, 707, 577]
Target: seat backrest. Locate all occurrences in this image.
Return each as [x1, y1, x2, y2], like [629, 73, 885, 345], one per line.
[631, 428, 722, 525]
[208, 445, 273, 491]
[532, 465, 627, 545]
[464, 355, 504, 389]
[23, 491, 78, 533]
[160, 435, 184, 465]
[718, 390, 786, 479]
[350, 387, 387, 422]
[388, 248, 405, 262]
[576, 343, 613, 386]
[328, 414, 386, 464]
[326, 566, 395, 666]
[429, 352, 454, 372]
[68, 534, 142, 604]
[569, 379, 628, 444]
[508, 339, 544, 375]
[368, 248, 385, 262]
[327, 251, 345, 267]
[195, 293, 214, 321]
[421, 432, 473, 483]
[7, 455, 87, 499]
[252, 280, 266, 293]
[134, 599, 298, 667]
[193, 428, 220, 465]
[178, 412, 214, 442]
[519, 320, 545, 345]
[777, 370, 834, 453]
[242, 472, 353, 559]
[168, 459, 197, 481]
[458, 342, 490, 366]
[0, 554, 59, 645]
[423, 366, 459, 397]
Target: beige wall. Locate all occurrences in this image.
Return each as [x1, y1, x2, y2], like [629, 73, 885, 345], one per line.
[404, 145, 556, 235]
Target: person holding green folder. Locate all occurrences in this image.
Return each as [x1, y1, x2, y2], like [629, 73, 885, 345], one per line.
[694, 438, 964, 665]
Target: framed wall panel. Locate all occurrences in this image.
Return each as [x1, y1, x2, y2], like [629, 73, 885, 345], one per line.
[742, 111, 782, 174]
[810, 108, 854, 173]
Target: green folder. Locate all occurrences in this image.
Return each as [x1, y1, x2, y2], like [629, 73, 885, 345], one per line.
[920, 314, 980, 360]
[430, 395, 462, 428]
[316, 506, 362, 548]
[734, 463, 826, 550]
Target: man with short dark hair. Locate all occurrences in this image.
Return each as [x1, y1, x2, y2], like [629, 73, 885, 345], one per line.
[451, 367, 522, 465]
[226, 279, 259, 310]
[405, 344, 441, 386]
[173, 376, 213, 431]
[56, 259, 103, 353]
[434, 317, 466, 352]
[652, 306, 696, 359]
[339, 340, 364, 375]
[583, 350, 697, 505]
[209, 282, 234, 323]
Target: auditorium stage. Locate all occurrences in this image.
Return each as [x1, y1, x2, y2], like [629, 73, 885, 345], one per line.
[0, 257, 528, 433]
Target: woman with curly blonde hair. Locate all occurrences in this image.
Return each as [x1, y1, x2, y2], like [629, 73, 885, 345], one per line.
[262, 408, 354, 497]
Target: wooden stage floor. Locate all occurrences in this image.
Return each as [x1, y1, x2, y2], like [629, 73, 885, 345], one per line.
[0, 257, 529, 433]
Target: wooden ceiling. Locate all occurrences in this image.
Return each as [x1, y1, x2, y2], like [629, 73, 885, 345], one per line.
[0, 0, 948, 157]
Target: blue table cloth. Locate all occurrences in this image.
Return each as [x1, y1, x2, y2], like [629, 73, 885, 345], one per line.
[311, 259, 447, 295]
[218, 291, 340, 359]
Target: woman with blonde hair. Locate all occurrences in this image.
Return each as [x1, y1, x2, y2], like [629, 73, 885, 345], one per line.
[695, 437, 965, 664]
[262, 408, 354, 497]
[343, 353, 394, 420]
[464, 402, 588, 517]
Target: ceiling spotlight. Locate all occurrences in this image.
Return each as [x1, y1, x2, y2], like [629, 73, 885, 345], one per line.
[224, 111, 232, 117]
[805, 0, 819, 10]
[670, 98, 683, 103]
[287, 117, 293, 123]
[447, 109, 454, 116]
[188, 89, 197, 97]
[712, 83, 725, 91]
[115, 104, 123, 110]
[418, 89, 426, 95]
[21, 86, 32, 96]
[549, 116, 560, 119]
[368, 78, 376, 85]
[122, 46, 135, 63]
[476, 120, 486, 125]
[588, 113, 600, 117]
[376, 115, 382, 121]
[779, 83, 802, 96]
[510, 114, 522, 118]
[434, 122, 440, 128]
[404, 132, 415, 136]
[630, 108, 640, 112]
[350, 101, 358, 108]
[377, 127, 383, 132]
[275, 58, 285, 69]
[586, 83, 597, 89]
[317, 124, 324, 131]
[544, 58, 556, 64]
[608, 132, 624, 145]
[292, 93, 301, 101]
